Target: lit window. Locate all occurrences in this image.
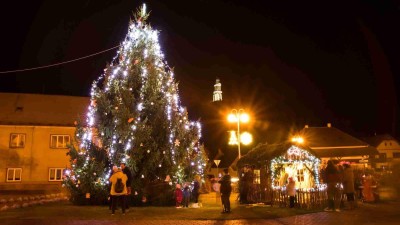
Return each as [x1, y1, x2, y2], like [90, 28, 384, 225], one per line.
[297, 169, 305, 182]
[49, 168, 64, 181]
[10, 133, 26, 148]
[50, 135, 70, 148]
[7, 168, 22, 182]
[253, 169, 260, 184]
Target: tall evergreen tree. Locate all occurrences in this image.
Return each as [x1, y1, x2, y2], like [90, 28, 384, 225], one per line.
[64, 5, 207, 204]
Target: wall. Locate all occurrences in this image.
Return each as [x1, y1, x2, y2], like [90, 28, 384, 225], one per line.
[0, 125, 74, 191]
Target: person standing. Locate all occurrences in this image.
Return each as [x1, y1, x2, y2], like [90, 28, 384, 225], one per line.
[192, 175, 201, 207]
[286, 177, 296, 208]
[324, 160, 341, 212]
[343, 163, 356, 209]
[109, 166, 128, 215]
[219, 168, 232, 213]
[182, 183, 191, 208]
[239, 165, 249, 204]
[175, 183, 183, 208]
[120, 163, 132, 210]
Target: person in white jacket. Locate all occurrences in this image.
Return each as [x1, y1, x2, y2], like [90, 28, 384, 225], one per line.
[286, 177, 296, 208]
[109, 166, 128, 215]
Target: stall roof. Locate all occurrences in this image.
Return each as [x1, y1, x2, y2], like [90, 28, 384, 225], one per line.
[237, 142, 314, 167]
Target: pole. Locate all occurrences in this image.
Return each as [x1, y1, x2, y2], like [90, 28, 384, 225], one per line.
[217, 165, 219, 177]
[237, 114, 241, 159]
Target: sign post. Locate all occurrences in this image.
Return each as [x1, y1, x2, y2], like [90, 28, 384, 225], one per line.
[214, 160, 221, 178]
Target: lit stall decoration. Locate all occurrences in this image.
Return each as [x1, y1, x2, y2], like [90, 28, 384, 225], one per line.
[271, 145, 322, 191]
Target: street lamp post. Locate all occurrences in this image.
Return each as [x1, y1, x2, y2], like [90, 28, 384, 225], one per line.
[228, 109, 251, 159]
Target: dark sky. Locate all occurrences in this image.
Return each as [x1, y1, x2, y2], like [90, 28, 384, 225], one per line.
[1, 0, 400, 149]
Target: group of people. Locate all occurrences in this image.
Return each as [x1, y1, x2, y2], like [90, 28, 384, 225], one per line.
[322, 160, 356, 212]
[174, 175, 201, 208]
[239, 164, 256, 204]
[283, 160, 357, 211]
[108, 163, 132, 215]
[174, 168, 232, 213]
[109, 161, 361, 214]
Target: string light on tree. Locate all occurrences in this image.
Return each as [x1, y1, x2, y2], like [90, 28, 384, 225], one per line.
[63, 4, 207, 204]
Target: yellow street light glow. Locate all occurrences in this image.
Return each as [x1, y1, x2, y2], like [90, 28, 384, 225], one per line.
[240, 113, 249, 123]
[240, 132, 252, 145]
[291, 136, 304, 144]
[227, 114, 237, 123]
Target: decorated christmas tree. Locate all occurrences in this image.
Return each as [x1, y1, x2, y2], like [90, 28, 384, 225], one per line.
[64, 5, 207, 205]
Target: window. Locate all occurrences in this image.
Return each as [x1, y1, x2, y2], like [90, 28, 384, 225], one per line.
[393, 153, 400, 158]
[379, 153, 387, 160]
[49, 168, 64, 181]
[253, 169, 260, 184]
[50, 135, 70, 148]
[7, 168, 22, 182]
[297, 169, 305, 182]
[10, 133, 26, 148]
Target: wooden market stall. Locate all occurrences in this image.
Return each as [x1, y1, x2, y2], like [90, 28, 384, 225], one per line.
[237, 142, 327, 209]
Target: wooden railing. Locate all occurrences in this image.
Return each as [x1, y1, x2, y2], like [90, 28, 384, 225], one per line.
[271, 188, 327, 209]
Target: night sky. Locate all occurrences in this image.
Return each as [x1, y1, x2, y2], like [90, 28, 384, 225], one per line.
[1, 1, 400, 152]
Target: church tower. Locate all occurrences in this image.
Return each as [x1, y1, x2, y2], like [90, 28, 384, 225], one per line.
[213, 78, 222, 102]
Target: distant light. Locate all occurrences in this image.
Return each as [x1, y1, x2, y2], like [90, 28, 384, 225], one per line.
[291, 136, 304, 144]
[227, 114, 237, 123]
[240, 132, 252, 145]
[231, 177, 239, 183]
[240, 113, 249, 123]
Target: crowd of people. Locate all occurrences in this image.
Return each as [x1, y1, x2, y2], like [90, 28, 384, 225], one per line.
[108, 160, 379, 215]
[108, 162, 211, 215]
[320, 160, 376, 212]
[238, 164, 260, 204]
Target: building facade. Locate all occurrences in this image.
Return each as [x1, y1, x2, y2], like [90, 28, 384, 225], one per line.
[0, 93, 88, 192]
[364, 134, 400, 170]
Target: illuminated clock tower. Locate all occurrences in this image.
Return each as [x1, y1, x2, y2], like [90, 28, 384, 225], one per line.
[212, 78, 222, 102]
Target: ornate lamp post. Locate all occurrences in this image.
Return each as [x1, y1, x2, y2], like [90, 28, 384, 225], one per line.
[228, 109, 252, 159]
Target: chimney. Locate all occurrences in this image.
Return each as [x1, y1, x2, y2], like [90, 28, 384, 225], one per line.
[327, 123, 331, 128]
[305, 125, 309, 128]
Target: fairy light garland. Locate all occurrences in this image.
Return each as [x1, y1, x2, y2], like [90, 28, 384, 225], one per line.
[271, 145, 323, 190]
[66, 4, 205, 188]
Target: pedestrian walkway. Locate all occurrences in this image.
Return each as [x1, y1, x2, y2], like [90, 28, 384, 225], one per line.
[1, 192, 399, 225]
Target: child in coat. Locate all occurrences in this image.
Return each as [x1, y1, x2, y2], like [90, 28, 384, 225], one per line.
[286, 177, 296, 208]
[175, 183, 183, 208]
[182, 183, 191, 208]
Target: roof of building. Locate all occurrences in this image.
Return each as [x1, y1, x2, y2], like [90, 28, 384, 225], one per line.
[237, 125, 379, 167]
[298, 125, 378, 157]
[362, 134, 399, 147]
[0, 93, 89, 126]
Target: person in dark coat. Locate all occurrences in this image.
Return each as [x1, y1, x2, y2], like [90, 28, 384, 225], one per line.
[343, 163, 356, 209]
[120, 163, 132, 209]
[324, 160, 341, 212]
[218, 168, 232, 213]
[192, 175, 201, 204]
[182, 183, 191, 208]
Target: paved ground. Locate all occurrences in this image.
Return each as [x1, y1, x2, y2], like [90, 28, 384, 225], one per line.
[2, 194, 400, 225]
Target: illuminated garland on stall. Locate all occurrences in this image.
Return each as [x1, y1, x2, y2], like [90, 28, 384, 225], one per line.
[270, 145, 324, 190]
